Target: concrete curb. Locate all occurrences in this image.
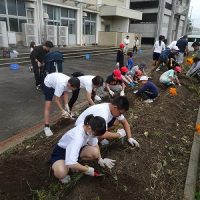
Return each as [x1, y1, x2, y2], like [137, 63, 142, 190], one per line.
[0, 101, 88, 154]
[183, 105, 200, 200]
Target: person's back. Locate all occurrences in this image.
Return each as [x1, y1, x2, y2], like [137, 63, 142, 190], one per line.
[176, 37, 188, 53]
[154, 40, 165, 53]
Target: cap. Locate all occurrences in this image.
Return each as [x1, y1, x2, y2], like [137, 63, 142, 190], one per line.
[121, 66, 128, 73]
[119, 43, 125, 49]
[174, 66, 182, 73]
[172, 46, 179, 51]
[139, 76, 148, 81]
[113, 69, 122, 80]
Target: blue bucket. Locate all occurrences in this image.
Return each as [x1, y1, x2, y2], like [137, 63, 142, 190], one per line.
[139, 49, 142, 54]
[10, 63, 20, 70]
[85, 53, 91, 60]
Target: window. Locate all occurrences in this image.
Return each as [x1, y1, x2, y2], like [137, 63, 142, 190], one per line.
[7, 0, 17, 15]
[83, 12, 96, 35]
[9, 18, 18, 31]
[27, 9, 34, 23]
[17, 0, 26, 16]
[141, 37, 154, 45]
[61, 19, 68, 26]
[165, 2, 172, 10]
[0, 17, 8, 29]
[69, 9, 76, 18]
[188, 38, 195, 42]
[47, 5, 54, 20]
[68, 20, 76, 34]
[61, 8, 68, 18]
[0, 0, 6, 14]
[130, 1, 159, 9]
[19, 19, 27, 32]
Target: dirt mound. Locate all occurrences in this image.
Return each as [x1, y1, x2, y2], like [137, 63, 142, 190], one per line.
[0, 74, 199, 200]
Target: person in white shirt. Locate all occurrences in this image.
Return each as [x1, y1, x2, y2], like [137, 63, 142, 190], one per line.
[168, 41, 177, 49]
[123, 35, 130, 55]
[43, 72, 80, 137]
[50, 114, 116, 184]
[75, 96, 140, 147]
[133, 36, 140, 54]
[153, 35, 165, 66]
[68, 75, 104, 111]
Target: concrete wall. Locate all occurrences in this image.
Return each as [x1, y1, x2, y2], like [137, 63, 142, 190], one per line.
[160, 15, 170, 38]
[129, 23, 156, 38]
[98, 31, 142, 47]
[112, 17, 129, 32]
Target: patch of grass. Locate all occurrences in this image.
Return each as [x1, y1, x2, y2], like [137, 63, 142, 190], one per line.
[195, 191, 200, 200]
[151, 131, 163, 138]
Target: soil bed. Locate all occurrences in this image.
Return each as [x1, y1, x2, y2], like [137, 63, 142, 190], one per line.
[0, 72, 199, 200]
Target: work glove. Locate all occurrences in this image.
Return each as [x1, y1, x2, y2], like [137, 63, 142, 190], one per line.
[116, 62, 120, 68]
[61, 110, 70, 118]
[94, 95, 102, 101]
[109, 90, 115, 97]
[120, 90, 125, 96]
[98, 158, 116, 169]
[117, 129, 126, 138]
[128, 138, 140, 147]
[65, 104, 70, 113]
[84, 166, 94, 176]
[133, 90, 138, 94]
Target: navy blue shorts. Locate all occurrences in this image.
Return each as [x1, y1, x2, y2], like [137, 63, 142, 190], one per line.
[43, 84, 55, 101]
[153, 52, 160, 61]
[50, 145, 86, 166]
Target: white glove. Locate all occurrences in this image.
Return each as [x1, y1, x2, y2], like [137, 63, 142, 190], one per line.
[94, 95, 102, 101]
[84, 166, 94, 176]
[116, 62, 119, 68]
[128, 138, 140, 147]
[117, 129, 126, 138]
[98, 158, 116, 169]
[61, 110, 70, 118]
[109, 90, 115, 97]
[120, 90, 125, 96]
[133, 90, 138, 94]
[65, 104, 70, 113]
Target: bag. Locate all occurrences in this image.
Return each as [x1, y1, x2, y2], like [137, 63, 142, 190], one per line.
[71, 71, 84, 77]
[44, 51, 63, 76]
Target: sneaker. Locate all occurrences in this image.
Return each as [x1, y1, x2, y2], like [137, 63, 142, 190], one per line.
[36, 85, 41, 90]
[29, 66, 33, 72]
[155, 68, 160, 71]
[100, 139, 110, 146]
[144, 99, 153, 103]
[60, 175, 71, 184]
[44, 127, 53, 137]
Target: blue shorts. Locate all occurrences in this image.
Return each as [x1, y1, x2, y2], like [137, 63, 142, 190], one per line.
[50, 145, 86, 166]
[43, 84, 55, 101]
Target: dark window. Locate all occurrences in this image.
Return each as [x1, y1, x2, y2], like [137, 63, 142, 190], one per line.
[7, 0, 17, 15]
[130, 1, 159, 9]
[0, 0, 6, 14]
[68, 9, 76, 18]
[9, 18, 18, 32]
[188, 38, 195, 42]
[130, 13, 157, 24]
[141, 37, 155, 45]
[19, 19, 27, 32]
[47, 5, 54, 20]
[165, 2, 172, 10]
[61, 8, 68, 18]
[61, 19, 68, 26]
[17, 0, 26, 16]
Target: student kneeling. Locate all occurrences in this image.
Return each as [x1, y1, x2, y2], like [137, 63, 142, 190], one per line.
[135, 76, 158, 103]
[50, 115, 115, 184]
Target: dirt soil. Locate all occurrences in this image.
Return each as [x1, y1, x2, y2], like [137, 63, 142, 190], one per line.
[0, 70, 200, 200]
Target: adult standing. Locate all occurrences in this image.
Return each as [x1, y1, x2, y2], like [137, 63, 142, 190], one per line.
[30, 41, 54, 90]
[123, 35, 130, 55]
[133, 36, 140, 54]
[176, 35, 189, 64]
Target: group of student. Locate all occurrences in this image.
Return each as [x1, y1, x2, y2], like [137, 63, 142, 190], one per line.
[42, 36, 200, 184]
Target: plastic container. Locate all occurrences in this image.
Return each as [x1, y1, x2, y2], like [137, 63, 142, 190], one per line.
[139, 49, 142, 54]
[85, 53, 91, 60]
[10, 63, 20, 70]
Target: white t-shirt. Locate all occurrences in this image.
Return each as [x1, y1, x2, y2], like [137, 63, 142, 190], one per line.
[75, 103, 125, 126]
[154, 41, 165, 53]
[160, 69, 176, 83]
[58, 124, 98, 165]
[78, 75, 94, 93]
[168, 41, 177, 49]
[44, 73, 71, 97]
[124, 38, 130, 45]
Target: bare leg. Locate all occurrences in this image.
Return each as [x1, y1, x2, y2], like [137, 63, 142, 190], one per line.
[52, 160, 69, 179]
[80, 146, 100, 160]
[44, 101, 51, 125]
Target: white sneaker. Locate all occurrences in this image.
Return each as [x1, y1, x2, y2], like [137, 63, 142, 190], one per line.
[44, 127, 53, 137]
[144, 99, 153, 103]
[60, 175, 71, 184]
[100, 139, 110, 145]
[155, 68, 160, 71]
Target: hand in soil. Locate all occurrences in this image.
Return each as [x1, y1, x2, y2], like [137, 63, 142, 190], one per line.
[98, 158, 116, 169]
[128, 137, 140, 147]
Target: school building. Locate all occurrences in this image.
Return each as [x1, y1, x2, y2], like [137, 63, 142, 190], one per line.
[0, 0, 142, 47]
[129, 0, 191, 44]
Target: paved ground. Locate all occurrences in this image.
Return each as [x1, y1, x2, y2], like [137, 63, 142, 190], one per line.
[0, 49, 152, 141]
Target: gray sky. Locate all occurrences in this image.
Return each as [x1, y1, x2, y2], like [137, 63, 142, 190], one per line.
[189, 0, 200, 28]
